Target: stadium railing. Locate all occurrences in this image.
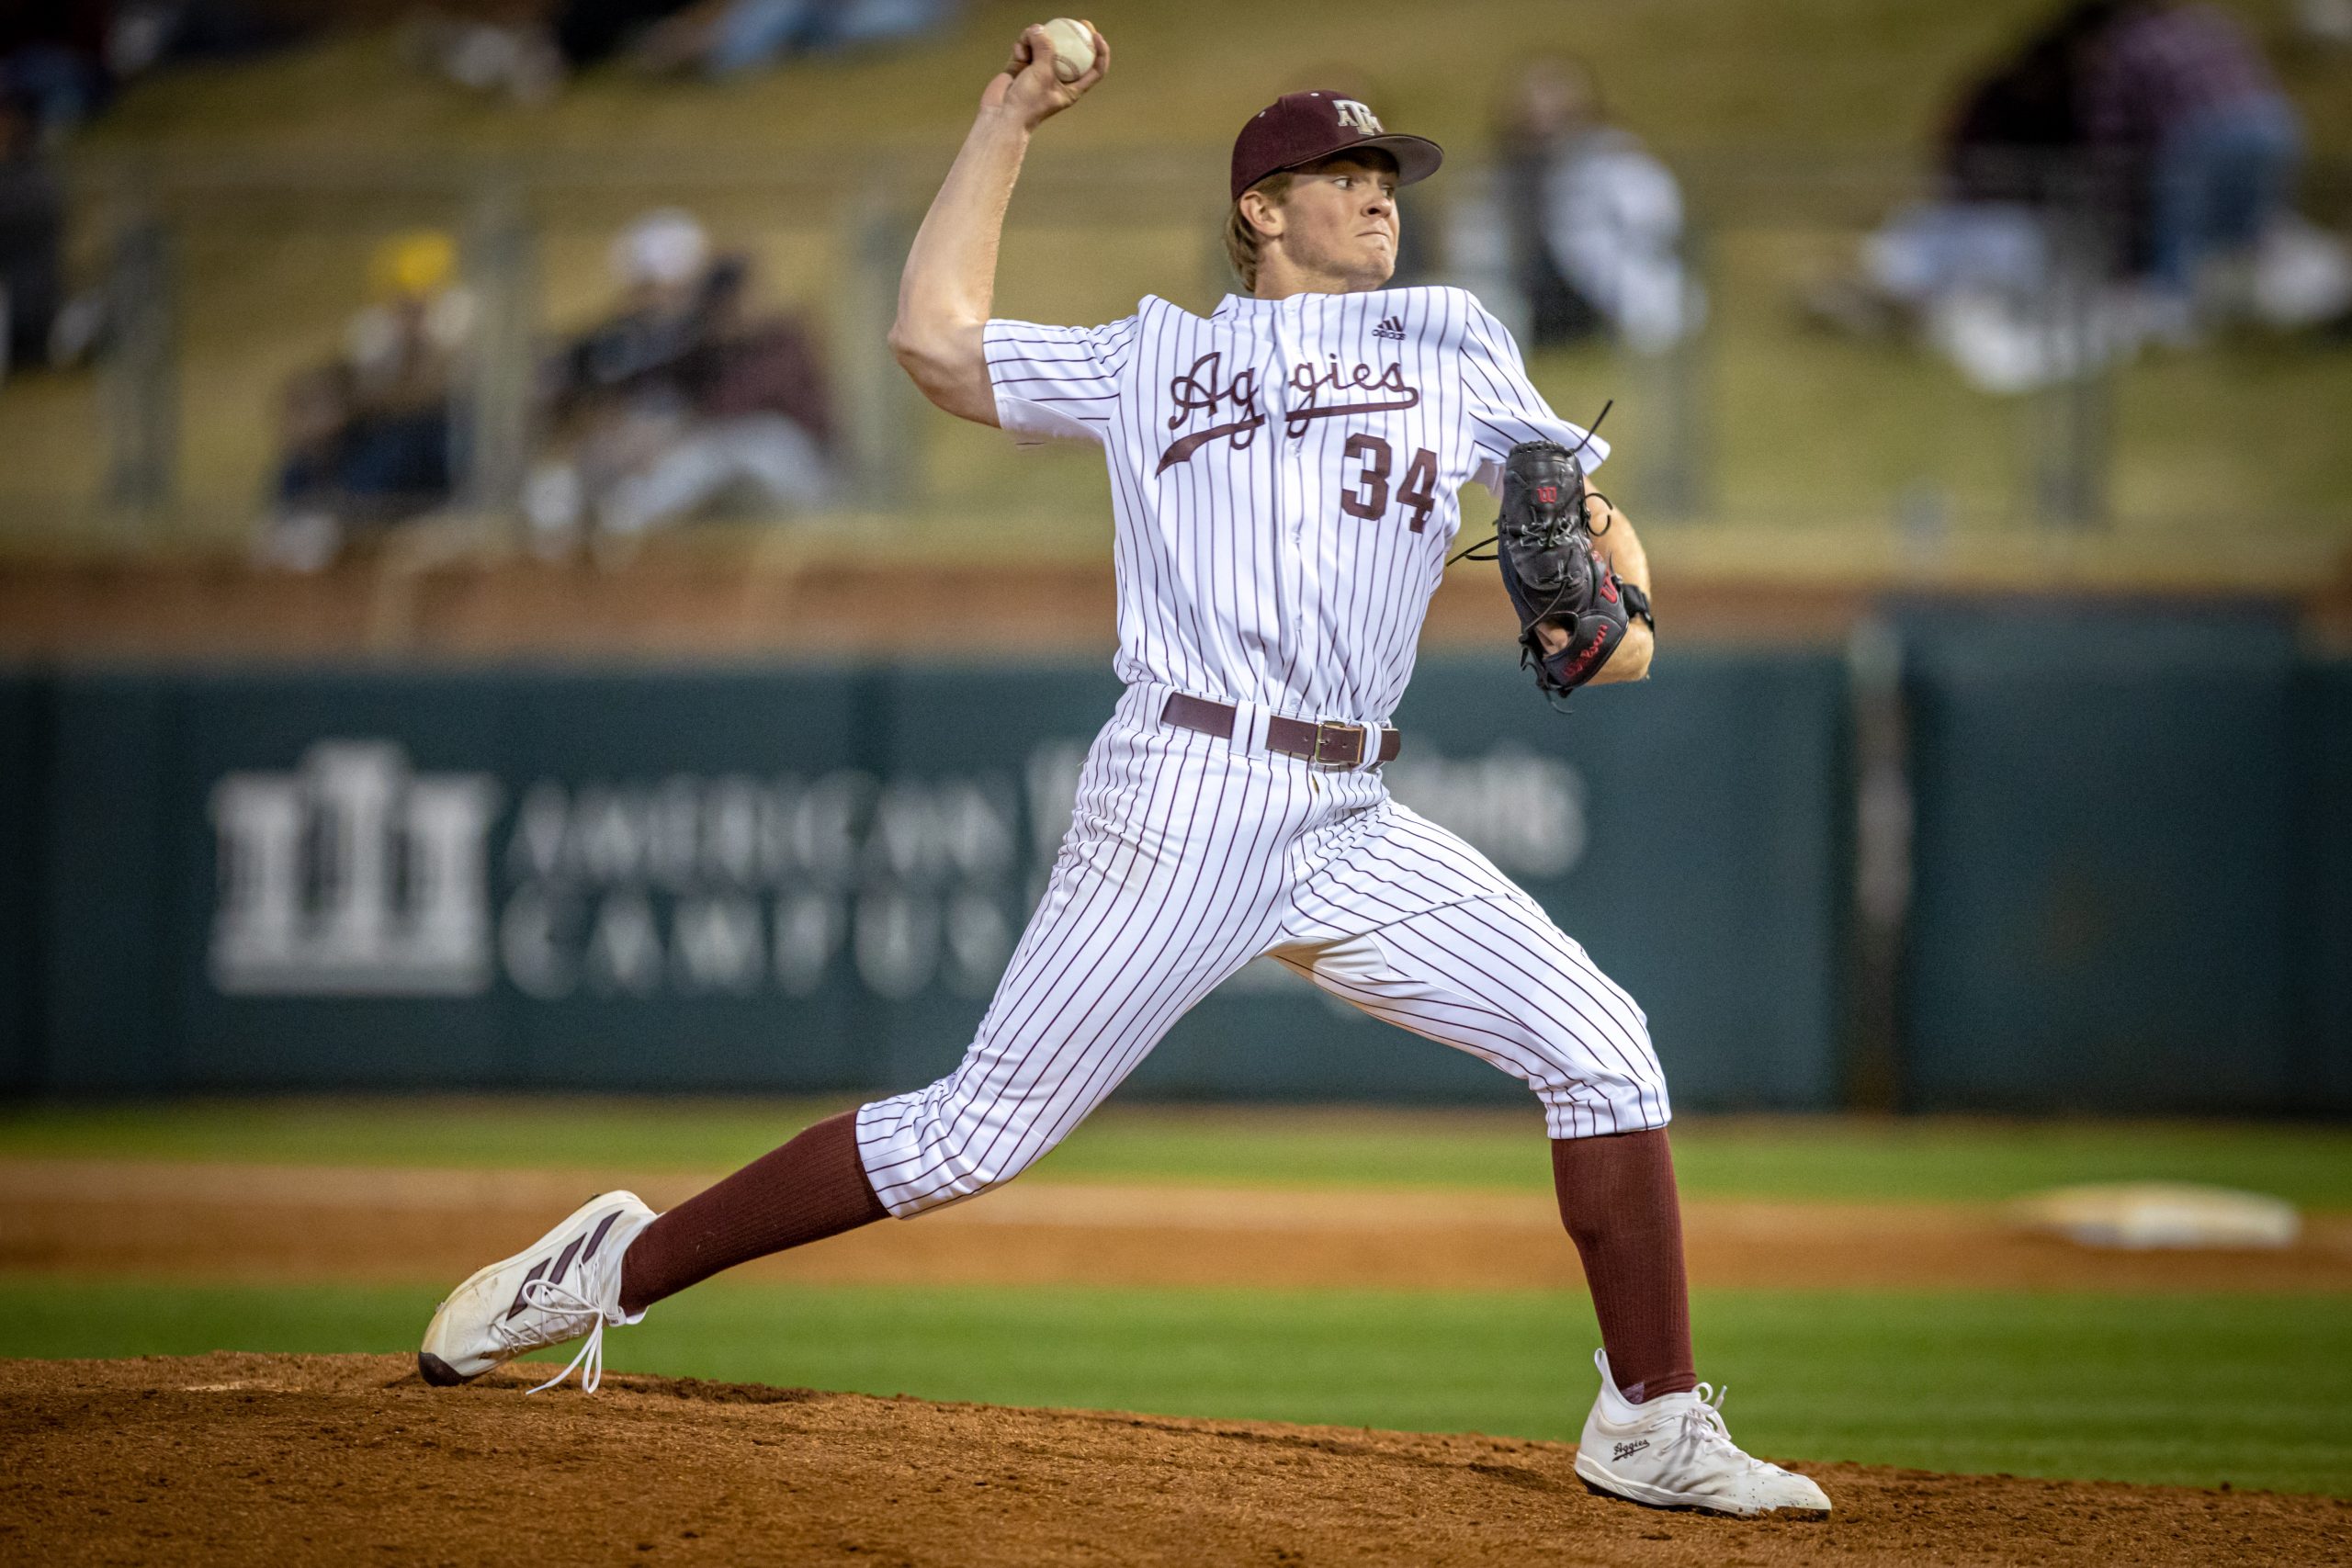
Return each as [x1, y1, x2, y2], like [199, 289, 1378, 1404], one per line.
[1, 149, 2346, 572]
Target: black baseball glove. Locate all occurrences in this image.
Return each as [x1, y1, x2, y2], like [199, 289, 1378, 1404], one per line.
[1494, 439, 1630, 696]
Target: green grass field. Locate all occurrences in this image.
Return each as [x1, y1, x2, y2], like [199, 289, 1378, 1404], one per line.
[5, 1276, 2346, 1496]
[4, 1100, 2350, 1495]
[7, 1098, 2352, 1207]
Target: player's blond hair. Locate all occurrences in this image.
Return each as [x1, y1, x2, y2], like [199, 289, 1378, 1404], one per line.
[1224, 173, 1296, 292]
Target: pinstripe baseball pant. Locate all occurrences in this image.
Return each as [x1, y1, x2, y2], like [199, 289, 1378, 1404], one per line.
[857, 682, 1670, 1216]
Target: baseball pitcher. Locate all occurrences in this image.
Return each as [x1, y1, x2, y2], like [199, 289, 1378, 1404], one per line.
[419, 21, 1830, 1519]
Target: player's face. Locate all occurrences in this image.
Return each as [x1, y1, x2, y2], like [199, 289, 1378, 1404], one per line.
[1272, 154, 1400, 290]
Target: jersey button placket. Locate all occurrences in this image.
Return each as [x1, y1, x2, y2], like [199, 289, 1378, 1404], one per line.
[1273, 310, 1313, 685]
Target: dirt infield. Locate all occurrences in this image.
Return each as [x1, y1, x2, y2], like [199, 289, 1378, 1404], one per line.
[5, 1160, 2349, 1292]
[2, 1353, 2341, 1567]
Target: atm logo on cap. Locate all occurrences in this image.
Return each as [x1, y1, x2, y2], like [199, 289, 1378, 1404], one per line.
[1333, 98, 1382, 134]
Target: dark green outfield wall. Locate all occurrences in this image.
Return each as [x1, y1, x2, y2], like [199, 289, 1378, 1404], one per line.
[1897, 609, 2312, 1113]
[0, 673, 40, 1094]
[1, 629, 2343, 1113]
[3, 654, 1846, 1110]
[2310, 660, 2352, 1114]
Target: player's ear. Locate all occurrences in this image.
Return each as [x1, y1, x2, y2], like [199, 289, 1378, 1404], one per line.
[1238, 187, 1285, 240]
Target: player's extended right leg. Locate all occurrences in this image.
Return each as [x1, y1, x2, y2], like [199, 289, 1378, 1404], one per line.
[418, 1190, 654, 1393]
[1573, 1350, 1832, 1517]
[1271, 798, 1831, 1518]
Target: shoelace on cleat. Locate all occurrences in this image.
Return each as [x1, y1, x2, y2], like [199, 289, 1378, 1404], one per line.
[485, 1288, 592, 1356]
[1664, 1385, 1783, 1477]
[513, 1277, 610, 1395]
[1666, 1386, 1735, 1460]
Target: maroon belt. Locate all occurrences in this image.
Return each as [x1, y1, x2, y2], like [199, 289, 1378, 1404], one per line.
[1160, 693, 1402, 769]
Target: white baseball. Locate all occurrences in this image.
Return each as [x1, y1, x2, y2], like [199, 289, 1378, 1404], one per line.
[1040, 17, 1095, 83]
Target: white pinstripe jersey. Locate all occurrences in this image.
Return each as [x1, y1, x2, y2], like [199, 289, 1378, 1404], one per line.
[985, 286, 1608, 729]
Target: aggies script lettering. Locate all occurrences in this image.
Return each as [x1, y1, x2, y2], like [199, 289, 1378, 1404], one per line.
[1157, 351, 1421, 473]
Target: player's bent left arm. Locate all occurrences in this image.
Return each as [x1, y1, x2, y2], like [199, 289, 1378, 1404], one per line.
[1589, 498, 1654, 683]
[1532, 497, 1655, 683]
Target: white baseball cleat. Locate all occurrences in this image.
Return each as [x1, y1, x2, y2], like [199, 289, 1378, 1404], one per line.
[418, 1190, 655, 1393]
[1573, 1349, 1833, 1517]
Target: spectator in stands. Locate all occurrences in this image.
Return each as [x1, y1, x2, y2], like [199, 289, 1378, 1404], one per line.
[1804, 0, 2339, 387]
[0, 85, 68, 383]
[106, 3, 313, 83]
[2081, 0, 2305, 342]
[413, 0, 956, 100]
[525, 209, 836, 560]
[409, 0, 677, 99]
[4, 3, 311, 137]
[1490, 56, 1702, 355]
[258, 231, 472, 570]
[1, 0, 113, 139]
[631, 0, 956, 77]
[1803, 1, 2126, 344]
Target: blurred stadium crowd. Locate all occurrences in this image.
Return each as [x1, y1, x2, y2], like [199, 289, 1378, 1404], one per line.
[1802, 0, 2351, 389]
[2, 0, 2348, 562]
[258, 212, 838, 569]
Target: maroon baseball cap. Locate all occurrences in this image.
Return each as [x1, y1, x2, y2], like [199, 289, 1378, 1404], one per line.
[1229, 91, 1443, 203]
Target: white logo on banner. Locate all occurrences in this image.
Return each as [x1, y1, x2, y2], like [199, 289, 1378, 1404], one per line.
[1385, 745, 1589, 879]
[1221, 744, 1589, 999]
[209, 741, 501, 995]
[497, 768, 1039, 1003]
[205, 736, 1584, 1004]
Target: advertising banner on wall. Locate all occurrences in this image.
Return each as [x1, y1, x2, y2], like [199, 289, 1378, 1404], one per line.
[29, 653, 1850, 1110]
[0, 672, 39, 1093]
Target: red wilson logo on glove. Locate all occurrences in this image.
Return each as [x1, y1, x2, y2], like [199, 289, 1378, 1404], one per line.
[1557, 624, 1612, 683]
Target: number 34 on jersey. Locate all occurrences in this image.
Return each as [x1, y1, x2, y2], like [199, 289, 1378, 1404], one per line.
[981, 286, 1607, 724]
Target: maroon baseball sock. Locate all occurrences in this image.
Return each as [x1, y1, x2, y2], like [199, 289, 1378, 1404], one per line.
[1550, 1128, 1699, 1405]
[616, 1110, 888, 1315]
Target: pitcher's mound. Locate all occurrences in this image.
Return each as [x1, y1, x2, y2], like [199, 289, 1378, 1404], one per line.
[0, 1353, 2337, 1566]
